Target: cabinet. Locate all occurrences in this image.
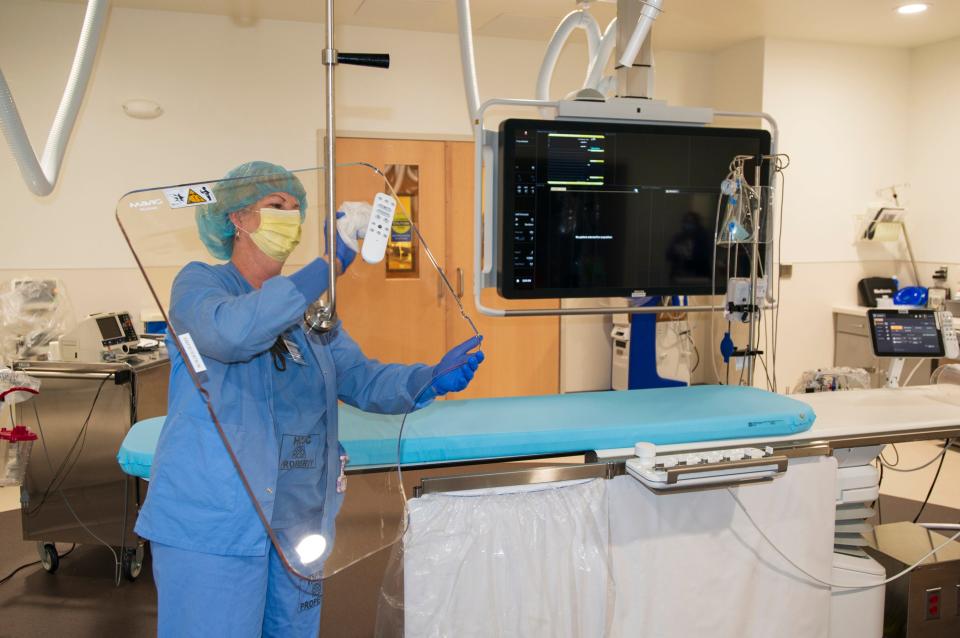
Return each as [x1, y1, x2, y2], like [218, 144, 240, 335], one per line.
[332, 138, 559, 398]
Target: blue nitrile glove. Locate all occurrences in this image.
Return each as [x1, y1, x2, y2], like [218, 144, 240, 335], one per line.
[417, 336, 484, 406]
[325, 211, 357, 273]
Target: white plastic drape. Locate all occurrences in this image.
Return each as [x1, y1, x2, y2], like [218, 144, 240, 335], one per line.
[400, 456, 838, 638]
[403, 479, 613, 637]
[607, 456, 837, 638]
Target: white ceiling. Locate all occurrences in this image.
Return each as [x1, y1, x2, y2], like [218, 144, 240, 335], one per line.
[54, 0, 960, 52]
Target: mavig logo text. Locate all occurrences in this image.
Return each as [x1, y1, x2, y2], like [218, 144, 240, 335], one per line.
[129, 198, 163, 209]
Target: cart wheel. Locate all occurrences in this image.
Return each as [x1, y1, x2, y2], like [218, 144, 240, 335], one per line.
[122, 543, 145, 581]
[37, 542, 59, 574]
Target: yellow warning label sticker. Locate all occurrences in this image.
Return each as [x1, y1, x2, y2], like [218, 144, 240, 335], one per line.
[163, 183, 217, 209]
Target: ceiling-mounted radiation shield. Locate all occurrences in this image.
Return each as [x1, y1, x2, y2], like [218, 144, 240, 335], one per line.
[115, 165, 411, 583]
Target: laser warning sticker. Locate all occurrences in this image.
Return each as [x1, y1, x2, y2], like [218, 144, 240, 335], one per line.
[164, 184, 217, 209]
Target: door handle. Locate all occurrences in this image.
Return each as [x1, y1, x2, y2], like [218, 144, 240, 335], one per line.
[456, 268, 464, 299]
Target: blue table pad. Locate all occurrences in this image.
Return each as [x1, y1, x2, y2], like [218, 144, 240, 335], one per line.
[117, 415, 166, 479]
[340, 385, 815, 468]
[118, 386, 814, 476]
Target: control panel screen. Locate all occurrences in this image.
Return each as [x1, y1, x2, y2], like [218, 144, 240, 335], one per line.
[868, 309, 945, 357]
[96, 316, 124, 341]
[497, 119, 771, 299]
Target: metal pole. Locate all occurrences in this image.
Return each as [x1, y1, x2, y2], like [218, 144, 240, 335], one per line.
[615, 0, 656, 99]
[900, 222, 921, 286]
[306, 0, 339, 332]
[323, 0, 337, 324]
[747, 164, 761, 386]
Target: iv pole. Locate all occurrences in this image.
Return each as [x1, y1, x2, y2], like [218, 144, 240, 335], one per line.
[305, 0, 391, 333]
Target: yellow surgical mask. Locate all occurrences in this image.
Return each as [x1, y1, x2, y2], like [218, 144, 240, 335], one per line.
[238, 208, 302, 262]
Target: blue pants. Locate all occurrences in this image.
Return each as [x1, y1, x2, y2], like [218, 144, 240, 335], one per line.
[152, 542, 323, 638]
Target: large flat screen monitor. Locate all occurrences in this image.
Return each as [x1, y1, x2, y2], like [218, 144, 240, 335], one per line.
[868, 309, 945, 357]
[497, 118, 772, 299]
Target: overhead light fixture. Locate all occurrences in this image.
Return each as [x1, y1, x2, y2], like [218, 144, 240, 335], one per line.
[896, 3, 930, 15]
[122, 99, 163, 120]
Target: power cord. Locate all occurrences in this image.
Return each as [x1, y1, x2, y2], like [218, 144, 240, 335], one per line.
[880, 439, 951, 473]
[728, 488, 960, 590]
[879, 444, 900, 467]
[901, 358, 931, 387]
[0, 544, 76, 586]
[912, 440, 950, 524]
[877, 463, 883, 524]
[24, 376, 109, 516]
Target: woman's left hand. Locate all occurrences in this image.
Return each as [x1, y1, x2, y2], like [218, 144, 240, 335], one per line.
[431, 336, 485, 395]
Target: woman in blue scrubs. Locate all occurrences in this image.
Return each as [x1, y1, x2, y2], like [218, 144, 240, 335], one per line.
[135, 161, 483, 638]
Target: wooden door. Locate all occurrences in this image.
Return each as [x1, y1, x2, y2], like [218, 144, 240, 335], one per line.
[333, 138, 447, 366]
[444, 141, 560, 398]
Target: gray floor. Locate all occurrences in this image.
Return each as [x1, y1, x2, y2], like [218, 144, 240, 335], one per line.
[0, 511, 156, 637]
[1, 497, 958, 638]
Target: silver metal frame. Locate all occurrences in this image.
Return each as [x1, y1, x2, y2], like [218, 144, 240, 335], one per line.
[471, 99, 781, 320]
[305, 0, 339, 333]
[659, 454, 788, 485]
[412, 416, 960, 497]
[415, 463, 617, 497]
[13, 356, 169, 554]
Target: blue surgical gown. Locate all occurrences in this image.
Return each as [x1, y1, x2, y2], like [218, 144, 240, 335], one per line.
[135, 259, 433, 557]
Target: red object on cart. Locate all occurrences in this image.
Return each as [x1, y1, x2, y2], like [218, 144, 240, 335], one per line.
[0, 425, 38, 486]
[0, 386, 40, 403]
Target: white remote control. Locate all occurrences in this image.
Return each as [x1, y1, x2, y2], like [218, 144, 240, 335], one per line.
[939, 311, 960, 359]
[360, 193, 397, 264]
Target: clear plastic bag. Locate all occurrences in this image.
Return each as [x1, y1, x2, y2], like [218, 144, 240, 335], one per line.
[0, 369, 40, 486]
[0, 369, 41, 405]
[0, 278, 76, 364]
[932, 363, 960, 386]
[792, 367, 871, 394]
[0, 425, 37, 487]
[379, 479, 613, 637]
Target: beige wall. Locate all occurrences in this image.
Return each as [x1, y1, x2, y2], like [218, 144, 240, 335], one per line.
[907, 37, 960, 270]
[0, 0, 713, 324]
[765, 36, 960, 388]
[710, 39, 765, 127]
[758, 39, 913, 389]
[761, 39, 911, 266]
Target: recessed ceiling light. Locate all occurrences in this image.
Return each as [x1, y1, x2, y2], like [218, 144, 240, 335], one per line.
[122, 99, 164, 120]
[896, 3, 930, 15]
